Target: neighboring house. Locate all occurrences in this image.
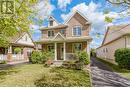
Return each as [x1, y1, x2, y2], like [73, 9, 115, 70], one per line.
[0, 32, 35, 62]
[96, 24, 130, 63]
[38, 11, 92, 64]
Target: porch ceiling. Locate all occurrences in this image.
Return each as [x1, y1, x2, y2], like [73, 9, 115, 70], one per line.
[37, 36, 92, 44]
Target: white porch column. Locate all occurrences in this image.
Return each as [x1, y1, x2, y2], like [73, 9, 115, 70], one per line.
[54, 43, 57, 61]
[63, 42, 66, 61]
[7, 45, 12, 61]
[8, 45, 12, 53]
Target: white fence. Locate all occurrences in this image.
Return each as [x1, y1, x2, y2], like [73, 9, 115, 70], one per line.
[0, 54, 24, 61]
[12, 54, 24, 61]
[0, 54, 7, 60]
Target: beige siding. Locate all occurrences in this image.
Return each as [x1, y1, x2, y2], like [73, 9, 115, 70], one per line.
[126, 36, 130, 48]
[103, 25, 130, 45]
[66, 14, 90, 37]
[96, 37, 126, 63]
[16, 33, 34, 46]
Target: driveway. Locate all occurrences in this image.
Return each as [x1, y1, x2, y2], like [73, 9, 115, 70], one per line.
[90, 57, 130, 87]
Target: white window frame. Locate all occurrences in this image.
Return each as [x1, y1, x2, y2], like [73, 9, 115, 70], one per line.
[72, 25, 82, 36]
[48, 30, 54, 37]
[73, 43, 82, 52]
[60, 29, 65, 34]
[47, 45, 54, 51]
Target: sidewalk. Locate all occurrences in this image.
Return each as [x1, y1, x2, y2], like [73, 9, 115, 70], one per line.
[0, 60, 29, 70]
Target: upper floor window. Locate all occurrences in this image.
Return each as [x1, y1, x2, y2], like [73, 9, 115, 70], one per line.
[48, 31, 54, 37]
[60, 29, 65, 35]
[49, 20, 53, 26]
[73, 26, 82, 36]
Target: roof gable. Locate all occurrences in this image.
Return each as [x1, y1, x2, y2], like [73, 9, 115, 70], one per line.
[14, 33, 34, 46]
[48, 16, 59, 26]
[102, 24, 130, 45]
[64, 10, 90, 24]
[53, 32, 65, 41]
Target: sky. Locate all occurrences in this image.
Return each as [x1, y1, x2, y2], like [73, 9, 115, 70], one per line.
[30, 0, 130, 48]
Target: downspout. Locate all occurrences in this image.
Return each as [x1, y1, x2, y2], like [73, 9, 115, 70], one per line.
[125, 36, 127, 48]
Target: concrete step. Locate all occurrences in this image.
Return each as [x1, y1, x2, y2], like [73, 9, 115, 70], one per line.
[53, 60, 64, 66]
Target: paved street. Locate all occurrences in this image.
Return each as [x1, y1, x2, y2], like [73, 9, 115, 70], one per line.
[91, 57, 130, 87]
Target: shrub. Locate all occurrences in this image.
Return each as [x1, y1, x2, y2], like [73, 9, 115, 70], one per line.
[31, 51, 54, 64]
[62, 61, 84, 70]
[45, 50, 54, 60]
[76, 51, 90, 65]
[115, 48, 130, 69]
[14, 47, 21, 54]
[31, 51, 47, 64]
[0, 60, 7, 64]
[91, 48, 96, 57]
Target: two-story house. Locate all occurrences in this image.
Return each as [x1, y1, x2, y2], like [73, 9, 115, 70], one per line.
[38, 11, 92, 63]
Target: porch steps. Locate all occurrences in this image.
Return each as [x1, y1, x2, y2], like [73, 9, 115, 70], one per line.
[52, 60, 64, 66]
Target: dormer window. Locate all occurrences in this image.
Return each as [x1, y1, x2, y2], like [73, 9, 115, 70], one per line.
[49, 20, 53, 26]
[73, 26, 82, 36]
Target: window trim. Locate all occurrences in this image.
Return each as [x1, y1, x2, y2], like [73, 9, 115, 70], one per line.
[47, 30, 54, 37]
[72, 25, 82, 36]
[49, 20, 53, 26]
[47, 45, 54, 51]
[60, 29, 65, 34]
[73, 43, 82, 52]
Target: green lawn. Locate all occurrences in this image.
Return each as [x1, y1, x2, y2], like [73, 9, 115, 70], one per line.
[0, 64, 91, 87]
[96, 57, 130, 79]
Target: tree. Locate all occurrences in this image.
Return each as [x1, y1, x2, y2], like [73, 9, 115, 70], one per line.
[0, 0, 42, 47]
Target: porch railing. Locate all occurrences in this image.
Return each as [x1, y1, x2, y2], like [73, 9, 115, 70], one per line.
[12, 54, 24, 61]
[0, 54, 7, 60]
[66, 53, 77, 60]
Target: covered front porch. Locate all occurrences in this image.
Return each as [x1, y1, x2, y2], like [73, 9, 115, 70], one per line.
[42, 41, 90, 61]
[0, 44, 34, 62]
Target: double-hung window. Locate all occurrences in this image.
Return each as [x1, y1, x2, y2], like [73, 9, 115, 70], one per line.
[48, 31, 54, 37]
[60, 29, 65, 35]
[48, 45, 54, 51]
[73, 26, 81, 36]
[73, 43, 82, 52]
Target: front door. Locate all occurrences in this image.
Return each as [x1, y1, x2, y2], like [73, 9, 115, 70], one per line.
[57, 43, 63, 60]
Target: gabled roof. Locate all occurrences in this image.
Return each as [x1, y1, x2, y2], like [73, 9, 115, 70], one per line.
[64, 10, 91, 24]
[97, 24, 130, 49]
[102, 24, 128, 45]
[48, 16, 59, 24]
[9, 31, 34, 45]
[53, 32, 65, 40]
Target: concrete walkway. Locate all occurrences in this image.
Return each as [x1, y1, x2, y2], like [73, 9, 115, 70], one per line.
[91, 57, 130, 87]
[0, 60, 29, 70]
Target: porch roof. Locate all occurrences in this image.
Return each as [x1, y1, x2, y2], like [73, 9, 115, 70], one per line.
[37, 36, 92, 44]
[11, 43, 34, 47]
[40, 24, 68, 30]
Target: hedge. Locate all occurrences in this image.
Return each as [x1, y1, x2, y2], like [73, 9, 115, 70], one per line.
[114, 48, 130, 69]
